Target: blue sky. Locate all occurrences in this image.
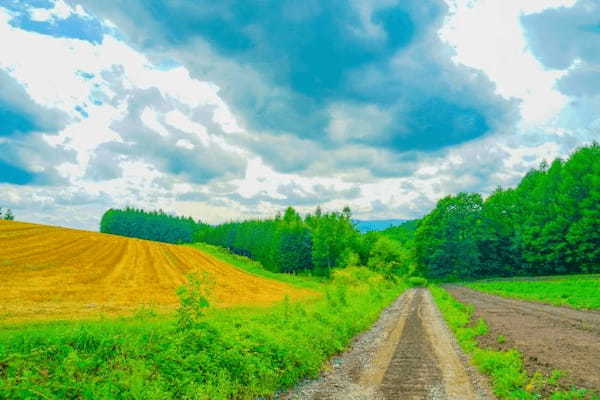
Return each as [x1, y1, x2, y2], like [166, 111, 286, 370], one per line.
[0, 0, 597, 230]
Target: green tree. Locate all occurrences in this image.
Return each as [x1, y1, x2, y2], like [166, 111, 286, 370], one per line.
[367, 236, 408, 279]
[415, 193, 484, 279]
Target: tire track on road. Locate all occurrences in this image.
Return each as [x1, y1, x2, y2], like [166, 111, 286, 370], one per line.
[284, 288, 491, 400]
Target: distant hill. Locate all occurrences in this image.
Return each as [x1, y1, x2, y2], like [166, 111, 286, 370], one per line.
[380, 219, 420, 243]
[353, 219, 407, 233]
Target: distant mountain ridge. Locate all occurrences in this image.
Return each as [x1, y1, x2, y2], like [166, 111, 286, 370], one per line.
[352, 219, 407, 233]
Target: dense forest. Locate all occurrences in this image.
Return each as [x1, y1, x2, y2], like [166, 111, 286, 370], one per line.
[100, 208, 206, 244]
[414, 143, 600, 279]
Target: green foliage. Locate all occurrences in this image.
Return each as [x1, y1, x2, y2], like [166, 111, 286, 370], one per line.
[175, 273, 212, 331]
[0, 268, 406, 399]
[187, 242, 324, 290]
[380, 219, 419, 244]
[100, 207, 206, 244]
[407, 276, 428, 287]
[415, 192, 484, 279]
[367, 236, 409, 279]
[0, 207, 14, 220]
[415, 143, 600, 279]
[431, 286, 598, 399]
[195, 206, 360, 276]
[467, 277, 600, 309]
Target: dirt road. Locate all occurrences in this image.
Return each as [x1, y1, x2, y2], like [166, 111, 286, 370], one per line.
[448, 286, 600, 393]
[283, 289, 492, 400]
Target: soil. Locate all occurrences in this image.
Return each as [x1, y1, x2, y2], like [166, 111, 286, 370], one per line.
[281, 289, 493, 400]
[447, 286, 600, 394]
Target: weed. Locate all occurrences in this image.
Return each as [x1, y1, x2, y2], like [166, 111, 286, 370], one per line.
[175, 273, 212, 331]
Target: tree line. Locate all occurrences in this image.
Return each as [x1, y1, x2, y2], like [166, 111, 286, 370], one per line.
[97, 144, 598, 281]
[413, 143, 600, 279]
[195, 206, 412, 278]
[100, 207, 206, 244]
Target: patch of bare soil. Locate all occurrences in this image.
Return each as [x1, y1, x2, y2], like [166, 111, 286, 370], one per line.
[281, 289, 492, 400]
[447, 286, 600, 393]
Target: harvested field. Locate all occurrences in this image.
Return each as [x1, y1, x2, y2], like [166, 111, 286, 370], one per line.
[448, 286, 600, 394]
[0, 220, 315, 323]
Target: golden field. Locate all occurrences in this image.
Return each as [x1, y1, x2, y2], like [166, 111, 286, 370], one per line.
[0, 220, 314, 323]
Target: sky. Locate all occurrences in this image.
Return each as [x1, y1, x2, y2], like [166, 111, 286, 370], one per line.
[0, 0, 598, 230]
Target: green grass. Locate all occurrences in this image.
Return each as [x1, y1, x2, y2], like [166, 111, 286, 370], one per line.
[465, 277, 600, 310]
[430, 286, 599, 400]
[187, 242, 324, 290]
[0, 255, 406, 399]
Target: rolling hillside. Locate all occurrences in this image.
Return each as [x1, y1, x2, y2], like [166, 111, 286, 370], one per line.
[0, 220, 314, 323]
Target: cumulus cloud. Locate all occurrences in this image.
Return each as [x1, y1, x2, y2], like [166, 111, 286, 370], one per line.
[523, 0, 600, 130]
[522, 0, 600, 71]
[100, 87, 247, 184]
[0, 69, 68, 136]
[68, 0, 519, 176]
[0, 69, 73, 185]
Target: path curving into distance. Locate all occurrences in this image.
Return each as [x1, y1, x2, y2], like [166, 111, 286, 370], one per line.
[284, 288, 492, 400]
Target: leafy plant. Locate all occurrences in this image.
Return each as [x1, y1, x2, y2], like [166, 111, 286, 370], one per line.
[175, 273, 212, 331]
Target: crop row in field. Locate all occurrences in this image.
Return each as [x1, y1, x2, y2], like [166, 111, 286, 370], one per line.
[0, 220, 314, 323]
[465, 277, 600, 310]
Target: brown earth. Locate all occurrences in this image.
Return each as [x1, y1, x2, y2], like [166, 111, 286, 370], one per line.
[447, 286, 600, 394]
[282, 289, 493, 400]
[0, 220, 315, 323]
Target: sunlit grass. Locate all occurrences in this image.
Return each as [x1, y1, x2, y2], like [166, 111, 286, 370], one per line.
[466, 277, 600, 310]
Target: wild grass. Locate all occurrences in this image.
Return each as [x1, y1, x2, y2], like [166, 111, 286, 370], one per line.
[0, 263, 406, 399]
[466, 277, 600, 310]
[430, 286, 599, 400]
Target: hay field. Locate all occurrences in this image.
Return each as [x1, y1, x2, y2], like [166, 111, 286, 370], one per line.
[0, 220, 314, 323]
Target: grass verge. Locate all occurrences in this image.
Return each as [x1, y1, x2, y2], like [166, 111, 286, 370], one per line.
[465, 277, 600, 310]
[430, 286, 599, 400]
[0, 263, 405, 399]
[187, 242, 324, 290]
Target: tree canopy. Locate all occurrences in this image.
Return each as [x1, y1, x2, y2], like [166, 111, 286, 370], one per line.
[100, 207, 206, 244]
[414, 143, 600, 279]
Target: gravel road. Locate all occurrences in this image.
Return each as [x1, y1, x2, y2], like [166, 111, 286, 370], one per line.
[281, 288, 493, 400]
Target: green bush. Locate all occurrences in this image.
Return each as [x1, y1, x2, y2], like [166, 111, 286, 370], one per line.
[407, 276, 428, 287]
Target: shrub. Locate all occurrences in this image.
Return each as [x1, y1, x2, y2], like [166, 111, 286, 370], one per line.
[407, 276, 428, 287]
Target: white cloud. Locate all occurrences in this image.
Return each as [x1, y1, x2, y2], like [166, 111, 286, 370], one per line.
[440, 0, 574, 126]
[141, 107, 169, 137]
[175, 139, 195, 150]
